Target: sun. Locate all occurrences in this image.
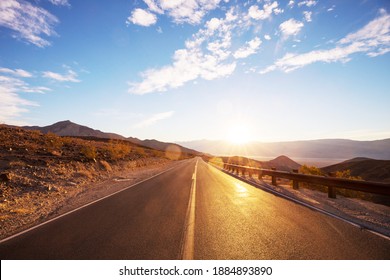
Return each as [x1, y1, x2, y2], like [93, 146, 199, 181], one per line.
[226, 124, 252, 145]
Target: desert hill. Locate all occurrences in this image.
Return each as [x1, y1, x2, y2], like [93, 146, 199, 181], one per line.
[322, 158, 390, 183]
[23, 120, 201, 156]
[209, 155, 301, 172]
[24, 120, 125, 140]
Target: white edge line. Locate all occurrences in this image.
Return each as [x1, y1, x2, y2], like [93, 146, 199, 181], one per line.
[0, 160, 188, 244]
[208, 162, 390, 242]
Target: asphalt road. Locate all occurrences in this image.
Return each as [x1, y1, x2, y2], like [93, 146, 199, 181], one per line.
[0, 158, 389, 259]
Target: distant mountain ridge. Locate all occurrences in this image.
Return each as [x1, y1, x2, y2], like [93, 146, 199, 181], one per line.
[178, 138, 390, 160]
[24, 120, 126, 140]
[23, 120, 200, 156]
[215, 155, 301, 172]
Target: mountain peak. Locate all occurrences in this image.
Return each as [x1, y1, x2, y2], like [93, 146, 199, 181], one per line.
[23, 120, 125, 139]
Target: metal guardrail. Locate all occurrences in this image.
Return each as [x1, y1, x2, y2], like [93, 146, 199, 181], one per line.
[222, 163, 390, 199]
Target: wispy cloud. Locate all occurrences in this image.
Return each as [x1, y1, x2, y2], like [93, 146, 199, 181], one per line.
[127, 8, 157, 27]
[128, 0, 223, 26]
[48, 0, 70, 7]
[297, 0, 317, 8]
[43, 69, 81, 82]
[0, 0, 59, 47]
[0, 74, 51, 94]
[134, 111, 174, 128]
[233, 37, 262, 59]
[0, 75, 39, 124]
[129, 8, 240, 94]
[261, 9, 390, 73]
[303, 11, 312, 22]
[247, 1, 281, 20]
[0, 67, 32, 78]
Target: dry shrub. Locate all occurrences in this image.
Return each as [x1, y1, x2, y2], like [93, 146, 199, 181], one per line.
[298, 165, 327, 192]
[108, 140, 130, 160]
[134, 147, 146, 157]
[81, 145, 96, 160]
[46, 132, 63, 150]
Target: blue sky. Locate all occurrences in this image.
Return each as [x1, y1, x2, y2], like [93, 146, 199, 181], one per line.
[1, 0, 389, 142]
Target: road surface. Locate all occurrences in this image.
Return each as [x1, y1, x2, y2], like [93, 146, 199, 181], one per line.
[0, 158, 389, 259]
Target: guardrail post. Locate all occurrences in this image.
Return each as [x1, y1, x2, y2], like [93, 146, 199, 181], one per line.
[327, 172, 337, 199]
[292, 169, 299, 190]
[271, 167, 277, 186]
[241, 167, 246, 177]
[258, 170, 263, 180]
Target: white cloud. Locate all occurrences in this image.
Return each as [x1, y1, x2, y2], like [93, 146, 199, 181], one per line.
[143, 0, 164, 14]
[0, 67, 32, 78]
[262, 10, 390, 73]
[134, 111, 174, 128]
[264, 34, 271, 40]
[206, 17, 222, 31]
[48, 0, 70, 6]
[43, 69, 80, 82]
[233, 37, 262, 59]
[327, 5, 335, 12]
[339, 9, 389, 46]
[279, 19, 304, 38]
[248, 1, 279, 20]
[288, 1, 294, 7]
[367, 47, 390, 57]
[127, 8, 157, 26]
[298, 0, 317, 7]
[0, 0, 58, 47]
[132, 0, 222, 25]
[129, 8, 238, 94]
[303, 11, 312, 22]
[0, 75, 39, 124]
[129, 47, 236, 94]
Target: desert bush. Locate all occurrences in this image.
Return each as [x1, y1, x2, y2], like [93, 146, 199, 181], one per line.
[46, 132, 63, 150]
[298, 165, 327, 192]
[107, 140, 131, 160]
[299, 165, 323, 176]
[81, 145, 96, 160]
[134, 146, 146, 157]
[335, 169, 362, 180]
[332, 169, 372, 201]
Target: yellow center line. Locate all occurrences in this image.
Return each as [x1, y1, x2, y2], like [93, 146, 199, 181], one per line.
[181, 159, 198, 260]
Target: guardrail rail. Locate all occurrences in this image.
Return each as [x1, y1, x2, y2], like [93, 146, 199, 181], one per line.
[221, 163, 390, 199]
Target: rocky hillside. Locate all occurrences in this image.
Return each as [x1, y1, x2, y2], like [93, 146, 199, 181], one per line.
[24, 120, 125, 140]
[322, 158, 390, 183]
[0, 125, 192, 239]
[23, 120, 201, 156]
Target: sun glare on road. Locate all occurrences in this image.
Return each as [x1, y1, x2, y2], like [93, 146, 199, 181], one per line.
[234, 183, 249, 197]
